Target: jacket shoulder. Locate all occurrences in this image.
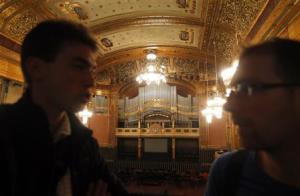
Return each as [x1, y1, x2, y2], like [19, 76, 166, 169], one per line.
[205, 150, 249, 196]
[0, 104, 16, 118]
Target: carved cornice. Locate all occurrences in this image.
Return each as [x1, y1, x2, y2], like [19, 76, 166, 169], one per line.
[91, 15, 234, 34]
[0, 45, 19, 64]
[97, 46, 214, 72]
[0, 0, 278, 94]
[0, 47, 23, 82]
[268, 1, 300, 38]
[0, 33, 21, 53]
[4, 8, 40, 43]
[96, 54, 218, 91]
[203, 0, 267, 65]
[251, 0, 300, 43]
[0, 1, 42, 43]
[246, 0, 279, 41]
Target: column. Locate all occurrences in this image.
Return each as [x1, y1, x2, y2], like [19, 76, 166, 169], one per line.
[197, 84, 208, 148]
[0, 78, 9, 104]
[138, 138, 142, 159]
[108, 90, 119, 147]
[225, 112, 240, 149]
[172, 138, 176, 160]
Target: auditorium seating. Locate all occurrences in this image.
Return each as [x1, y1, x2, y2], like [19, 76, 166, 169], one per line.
[106, 160, 209, 186]
[102, 147, 218, 187]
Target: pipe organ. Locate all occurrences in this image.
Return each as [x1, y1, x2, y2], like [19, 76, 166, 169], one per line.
[93, 95, 108, 114]
[118, 83, 199, 129]
[91, 83, 202, 160]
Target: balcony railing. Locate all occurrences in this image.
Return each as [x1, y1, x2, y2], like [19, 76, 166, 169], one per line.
[116, 128, 199, 137]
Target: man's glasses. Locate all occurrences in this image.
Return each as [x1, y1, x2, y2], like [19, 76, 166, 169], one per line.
[229, 83, 300, 96]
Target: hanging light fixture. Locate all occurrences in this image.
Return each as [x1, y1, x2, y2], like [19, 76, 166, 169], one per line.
[136, 50, 166, 85]
[210, 41, 226, 119]
[207, 96, 226, 118]
[221, 1, 240, 97]
[221, 59, 239, 97]
[78, 106, 93, 125]
[201, 107, 214, 123]
[202, 42, 226, 123]
[146, 52, 157, 61]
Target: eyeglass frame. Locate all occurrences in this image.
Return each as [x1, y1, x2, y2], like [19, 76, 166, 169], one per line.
[228, 82, 300, 97]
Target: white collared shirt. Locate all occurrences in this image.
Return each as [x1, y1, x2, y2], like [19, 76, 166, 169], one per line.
[53, 112, 73, 196]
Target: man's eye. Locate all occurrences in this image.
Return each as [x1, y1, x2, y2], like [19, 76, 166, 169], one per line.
[236, 84, 252, 94]
[237, 84, 246, 91]
[73, 64, 87, 70]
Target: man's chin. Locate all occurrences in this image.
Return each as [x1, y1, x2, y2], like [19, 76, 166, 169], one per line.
[238, 127, 259, 149]
[78, 104, 86, 111]
[66, 104, 86, 114]
[240, 136, 263, 150]
[240, 140, 257, 150]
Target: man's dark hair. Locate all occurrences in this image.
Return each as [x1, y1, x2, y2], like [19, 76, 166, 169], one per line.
[21, 19, 98, 84]
[240, 38, 300, 83]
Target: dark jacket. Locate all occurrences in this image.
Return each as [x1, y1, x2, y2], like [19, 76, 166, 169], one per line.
[0, 91, 128, 196]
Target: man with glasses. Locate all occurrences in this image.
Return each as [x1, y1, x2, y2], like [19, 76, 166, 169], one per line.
[205, 38, 300, 196]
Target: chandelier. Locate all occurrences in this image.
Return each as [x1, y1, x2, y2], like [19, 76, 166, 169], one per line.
[136, 50, 166, 85]
[202, 94, 226, 123]
[78, 106, 93, 125]
[202, 2, 239, 124]
[201, 42, 226, 124]
[221, 60, 239, 97]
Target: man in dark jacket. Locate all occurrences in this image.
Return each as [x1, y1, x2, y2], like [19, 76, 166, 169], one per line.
[0, 19, 128, 196]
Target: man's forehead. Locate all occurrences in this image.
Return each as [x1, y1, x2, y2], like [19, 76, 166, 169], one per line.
[73, 56, 96, 65]
[64, 43, 97, 63]
[239, 54, 276, 67]
[231, 55, 281, 84]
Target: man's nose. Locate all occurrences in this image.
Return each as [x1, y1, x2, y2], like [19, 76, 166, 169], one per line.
[84, 71, 95, 88]
[223, 94, 237, 113]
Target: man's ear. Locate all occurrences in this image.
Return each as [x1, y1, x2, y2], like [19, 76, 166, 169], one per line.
[26, 57, 47, 83]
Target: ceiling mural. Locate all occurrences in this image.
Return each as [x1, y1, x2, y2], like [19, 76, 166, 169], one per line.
[45, 0, 203, 25]
[1, 0, 295, 92]
[202, 0, 267, 62]
[4, 8, 40, 41]
[0, 0, 267, 54]
[97, 25, 202, 54]
[116, 60, 138, 82]
[216, 0, 266, 35]
[95, 69, 110, 85]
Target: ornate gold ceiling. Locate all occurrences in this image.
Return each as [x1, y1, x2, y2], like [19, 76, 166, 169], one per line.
[1, 0, 300, 94]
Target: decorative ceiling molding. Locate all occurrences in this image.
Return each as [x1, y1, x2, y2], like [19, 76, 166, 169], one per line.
[0, 45, 20, 64]
[0, 33, 21, 53]
[262, 0, 300, 40]
[96, 46, 215, 72]
[91, 15, 234, 34]
[250, 0, 300, 43]
[246, 0, 279, 42]
[202, 0, 267, 65]
[0, 45, 23, 82]
[96, 25, 203, 55]
[0, 0, 287, 91]
[217, 0, 267, 39]
[0, 1, 42, 43]
[96, 55, 219, 88]
[41, 0, 206, 25]
[4, 8, 39, 43]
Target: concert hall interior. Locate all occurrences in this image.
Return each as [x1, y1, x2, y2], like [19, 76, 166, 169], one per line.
[1, 1, 300, 195]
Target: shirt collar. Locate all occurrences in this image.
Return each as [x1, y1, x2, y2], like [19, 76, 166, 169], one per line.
[53, 112, 71, 143]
